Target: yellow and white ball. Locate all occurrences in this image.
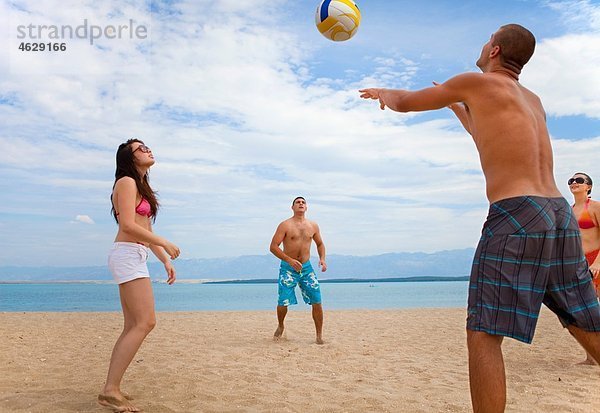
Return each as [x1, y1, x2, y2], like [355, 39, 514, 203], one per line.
[315, 0, 361, 42]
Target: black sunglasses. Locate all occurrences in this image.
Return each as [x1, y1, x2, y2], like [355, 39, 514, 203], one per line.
[132, 144, 151, 154]
[568, 177, 588, 185]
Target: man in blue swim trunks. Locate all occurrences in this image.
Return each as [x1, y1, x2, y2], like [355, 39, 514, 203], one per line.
[360, 24, 600, 412]
[270, 196, 327, 344]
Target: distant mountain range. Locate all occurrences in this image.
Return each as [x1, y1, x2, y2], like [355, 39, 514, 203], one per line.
[0, 248, 475, 282]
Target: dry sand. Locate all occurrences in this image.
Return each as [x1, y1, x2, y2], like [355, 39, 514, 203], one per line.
[1, 308, 599, 412]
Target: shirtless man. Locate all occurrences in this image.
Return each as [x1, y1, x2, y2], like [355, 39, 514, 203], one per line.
[359, 24, 600, 413]
[270, 196, 327, 345]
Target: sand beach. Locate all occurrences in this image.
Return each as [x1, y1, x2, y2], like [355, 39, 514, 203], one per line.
[1, 308, 599, 412]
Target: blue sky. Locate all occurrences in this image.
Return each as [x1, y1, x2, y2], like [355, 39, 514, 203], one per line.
[1, 0, 599, 267]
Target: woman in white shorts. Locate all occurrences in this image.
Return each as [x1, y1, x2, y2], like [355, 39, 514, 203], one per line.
[98, 139, 180, 413]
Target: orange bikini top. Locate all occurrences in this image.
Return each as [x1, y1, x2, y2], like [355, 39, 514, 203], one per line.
[577, 199, 596, 230]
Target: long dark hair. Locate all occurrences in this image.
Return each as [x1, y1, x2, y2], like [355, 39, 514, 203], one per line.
[111, 138, 159, 223]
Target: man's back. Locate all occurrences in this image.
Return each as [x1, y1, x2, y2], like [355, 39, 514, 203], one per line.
[464, 72, 561, 203]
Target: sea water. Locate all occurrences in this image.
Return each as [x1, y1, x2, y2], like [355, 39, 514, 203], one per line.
[0, 281, 467, 311]
[0, 281, 469, 312]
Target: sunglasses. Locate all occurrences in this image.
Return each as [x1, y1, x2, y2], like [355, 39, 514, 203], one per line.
[132, 144, 151, 154]
[568, 177, 588, 185]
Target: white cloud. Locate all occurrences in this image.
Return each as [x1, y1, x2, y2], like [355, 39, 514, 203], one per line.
[544, 0, 600, 32]
[74, 215, 95, 224]
[1, 0, 599, 266]
[524, 0, 600, 118]
[522, 33, 600, 119]
[553, 135, 600, 196]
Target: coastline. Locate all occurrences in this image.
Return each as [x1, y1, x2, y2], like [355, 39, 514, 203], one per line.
[1, 308, 598, 412]
[0, 276, 470, 285]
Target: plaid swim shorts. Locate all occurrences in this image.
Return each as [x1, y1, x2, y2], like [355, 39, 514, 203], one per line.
[467, 196, 600, 343]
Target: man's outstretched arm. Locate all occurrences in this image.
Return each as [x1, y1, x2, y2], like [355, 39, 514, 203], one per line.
[359, 73, 478, 113]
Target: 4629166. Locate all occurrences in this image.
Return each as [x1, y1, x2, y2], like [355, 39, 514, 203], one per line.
[18, 42, 67, 51]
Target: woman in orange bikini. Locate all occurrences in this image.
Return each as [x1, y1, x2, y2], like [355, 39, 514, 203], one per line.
[569, 172, 600, 365]
[98, 139, 180, 412]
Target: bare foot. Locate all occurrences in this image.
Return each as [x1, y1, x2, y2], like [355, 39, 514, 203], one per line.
[316, 336, 324, 345]
[98, 394, 141, 412]
[273, 325, 284, 341]
[121, 391, 134, 400]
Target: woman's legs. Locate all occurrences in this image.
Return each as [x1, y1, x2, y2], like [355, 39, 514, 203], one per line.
[580, 283, 600, 365]
[100, 278, 155, 411]
[580, 263, 600, 365]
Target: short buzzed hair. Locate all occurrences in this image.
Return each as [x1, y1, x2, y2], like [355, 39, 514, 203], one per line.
[493, 24, 536, 74]
[292, 196, 306, 206]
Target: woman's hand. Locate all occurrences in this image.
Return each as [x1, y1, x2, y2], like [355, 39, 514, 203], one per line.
[590, 262, 600, 279]
[163, 240, 180, 260]
[164, 261, 176, 285]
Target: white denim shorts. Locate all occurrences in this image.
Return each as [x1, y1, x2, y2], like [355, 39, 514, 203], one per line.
[108, 242, 150, 284]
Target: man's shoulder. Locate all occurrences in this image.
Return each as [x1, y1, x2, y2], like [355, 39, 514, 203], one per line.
[446, 72, 486, 85]
[442, 72, 489, 97]
[278, 218, 292, 226]
[307, 219, 320, 230]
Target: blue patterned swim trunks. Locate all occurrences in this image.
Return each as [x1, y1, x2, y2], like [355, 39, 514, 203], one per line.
[278, 261, 322, 306]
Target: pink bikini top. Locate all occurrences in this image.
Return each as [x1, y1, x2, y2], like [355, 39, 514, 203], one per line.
[135, 198, 152, 217]
[115, 197, 152, 219]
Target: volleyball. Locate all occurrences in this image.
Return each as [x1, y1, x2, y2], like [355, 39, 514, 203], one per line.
[315, 0, 361, 42]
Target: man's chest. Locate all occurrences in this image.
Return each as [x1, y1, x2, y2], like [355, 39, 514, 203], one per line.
[287, 225, 314, 242]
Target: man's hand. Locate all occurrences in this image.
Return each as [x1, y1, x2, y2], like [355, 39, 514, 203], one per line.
[359, 88, 386, 110]
[319, 259, 327, 272]
[288, 259, 303, 272]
